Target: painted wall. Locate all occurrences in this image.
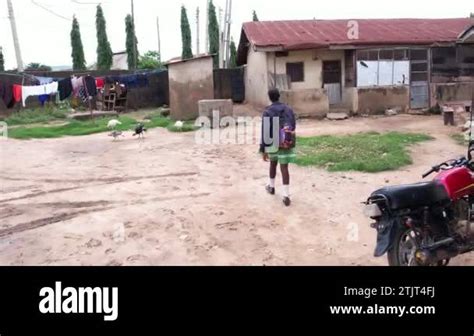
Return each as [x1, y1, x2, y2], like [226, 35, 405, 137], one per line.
[267, 49, 346, 90]
[343, 87, 358, 113]
[431, 82, 474, 106]
[168, 57, 214, 120]
[280, 89, 330, 118]
[244, 48, 269, 107]
[356, 86, 410, 115]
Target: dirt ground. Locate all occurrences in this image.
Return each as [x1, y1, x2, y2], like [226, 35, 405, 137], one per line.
[0, 111, 473, 266]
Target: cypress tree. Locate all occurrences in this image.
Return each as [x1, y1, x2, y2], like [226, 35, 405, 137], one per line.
[0, 48, 4, 71]
[125, 14, 138, 70]
[181, 6, 193, 60]
[208, 0, 219, 67]
[71, 16, 87, 70]
[230, 38, 237, 68]
[96, 4, 113, 70]
[252, 10, 259, 22]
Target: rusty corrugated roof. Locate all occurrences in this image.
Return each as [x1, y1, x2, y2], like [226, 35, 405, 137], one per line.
[242, 18, 474, 50]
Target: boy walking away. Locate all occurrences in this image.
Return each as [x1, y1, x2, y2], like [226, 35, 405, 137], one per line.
[260, 88, 297, 207]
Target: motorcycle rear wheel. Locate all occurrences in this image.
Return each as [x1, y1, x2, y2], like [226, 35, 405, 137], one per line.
[387, 226, 450, 266]
[387, 226, 422, 266]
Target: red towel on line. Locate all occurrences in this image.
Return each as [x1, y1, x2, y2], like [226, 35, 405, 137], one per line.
[12, 84, 22, 103]
[96, 77, 105, 89]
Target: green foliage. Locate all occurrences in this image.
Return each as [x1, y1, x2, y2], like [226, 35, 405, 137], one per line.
[0, 48, 4, 71]
[5, 107, 68, 126]
[138, 51, 162, 70]
[125, 14, 138, 70]
[71, 16, 87, 70]
[252, 10, 259, 21]
[295, 132, 433, 173]
[8, 116, 136, 140]
[208, 0, 219, 67]
[230, 39, 237, 68]
[25, 63, 52, 71]
[8, 112, 200, 140]
[96, 4, 113, 70]
[180, 6, 193, 60]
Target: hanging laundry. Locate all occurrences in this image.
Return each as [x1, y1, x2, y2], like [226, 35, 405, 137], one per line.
[83, 75, 97, 97]
[58, 78, 73, 101]
[44, 81, 58, 95]
[21, 82, 58, 107]
[95, 77, 105, 90]
[0, 82, 14, 109]
[22, 85, 45, 107]
[12, 85, 22, 105]
[35, 76, 54, 85]
[105, 74, 149, 88]
[78, 86, 88, 103]
[38, 94, 49, 106]
[71, 76, 84, 96]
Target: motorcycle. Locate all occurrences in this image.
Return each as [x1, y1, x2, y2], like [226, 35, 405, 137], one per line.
[364, 141, 474, 266]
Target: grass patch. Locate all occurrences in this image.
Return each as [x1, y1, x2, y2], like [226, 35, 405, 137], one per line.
[8, 116, 138, 140]
[296, 132, 433, 173]
[451, 133, 468, 146]
[147, 115, 173, 128]
[4, 107, 68, 126]
[7, 111, 200, 140]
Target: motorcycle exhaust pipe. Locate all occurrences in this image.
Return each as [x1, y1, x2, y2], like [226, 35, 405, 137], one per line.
[415, 238, 460, 266]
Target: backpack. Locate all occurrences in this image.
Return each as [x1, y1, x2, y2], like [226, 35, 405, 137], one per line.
[278, 106, 296, 150]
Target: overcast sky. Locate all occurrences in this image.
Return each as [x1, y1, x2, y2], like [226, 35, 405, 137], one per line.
[0, 0, 473, 70]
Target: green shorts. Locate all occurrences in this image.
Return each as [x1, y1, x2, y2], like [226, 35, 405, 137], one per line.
[268, 148, 297, 165]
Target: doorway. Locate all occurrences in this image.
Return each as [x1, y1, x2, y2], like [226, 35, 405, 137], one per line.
[323, 60, 342, 105]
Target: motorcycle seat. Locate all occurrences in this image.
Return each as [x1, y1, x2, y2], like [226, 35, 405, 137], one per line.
[371, 182, 450, 210]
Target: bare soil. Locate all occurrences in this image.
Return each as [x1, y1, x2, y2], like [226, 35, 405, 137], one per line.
[0, 112, 472, 266]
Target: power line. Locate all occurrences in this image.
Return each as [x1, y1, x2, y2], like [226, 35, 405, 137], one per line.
[71, 0, 111, 5]
[30, 0, 71, 21]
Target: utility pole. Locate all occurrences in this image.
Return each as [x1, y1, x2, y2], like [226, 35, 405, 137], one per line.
[224, 0, 232, 68]
[131, 0, 137, 69]
[6, 0, 23, 72]
[196, 7, 200, 55]
[205, 0, 209, 53]
[218, 6, 224, 68]
[156, 17, 161, 63]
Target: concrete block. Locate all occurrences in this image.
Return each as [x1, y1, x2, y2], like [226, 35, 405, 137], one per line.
[198, 99, 233, 128]
[327, 112, 349, 121]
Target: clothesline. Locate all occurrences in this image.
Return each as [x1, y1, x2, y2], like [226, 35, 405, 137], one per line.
[1, 71, 153, 109]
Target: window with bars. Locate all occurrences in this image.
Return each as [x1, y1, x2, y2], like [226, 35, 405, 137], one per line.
[356, 49, 412, 87]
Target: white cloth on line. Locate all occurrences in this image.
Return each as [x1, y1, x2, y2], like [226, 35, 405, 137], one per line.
[44, 82, 58, 95]
[71, 76, 83, 96]
[21, 82, 58, 107]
